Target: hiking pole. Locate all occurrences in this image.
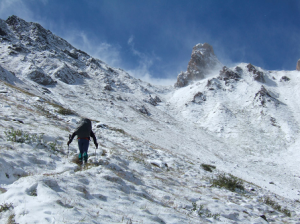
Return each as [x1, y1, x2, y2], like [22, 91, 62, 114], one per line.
[68, 134, 71, 158]
[95, 144, 97, 161]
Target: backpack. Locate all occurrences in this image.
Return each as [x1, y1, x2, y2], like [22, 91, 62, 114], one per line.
[75, 118, 92, 138]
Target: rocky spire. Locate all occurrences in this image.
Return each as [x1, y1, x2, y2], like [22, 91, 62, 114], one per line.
[175, 43, 222, 87]
[296, 59, 300, 71]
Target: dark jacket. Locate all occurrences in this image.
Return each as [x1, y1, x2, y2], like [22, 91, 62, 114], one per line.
[68, 118, 98, 147]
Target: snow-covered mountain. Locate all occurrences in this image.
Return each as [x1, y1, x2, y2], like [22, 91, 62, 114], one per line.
[0, 15, 299, 223]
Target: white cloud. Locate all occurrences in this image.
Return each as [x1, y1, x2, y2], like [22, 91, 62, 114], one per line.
[0, 0, 33, 21]
[127, 35, 134, 45]
[126, 35, 175, 86]
[62, 31, 122, 68]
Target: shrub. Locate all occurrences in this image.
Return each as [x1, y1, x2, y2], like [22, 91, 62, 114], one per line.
[201, 163, 216, 172]
[5, 128, 43, 144]
[0, 203, 13, 213]
[47, 140, 65, 155]
[191, 202, 220, 219]
[262, 197, 291, 217]
[56, 107, 75, 115]
[211, 173, 244, 192]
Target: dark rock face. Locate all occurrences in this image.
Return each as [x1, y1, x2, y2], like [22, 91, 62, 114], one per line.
[192, 92, 206, 104]
[175, 72, 189, 88]
[145, 95, 162, 106]
[27, 70, 56, 86]
[104, 84, 113, 91]
[175, 43, 221, 87]
[139, 105, 150, 115]
[280, 76, 290, 82]
[218, 66, 240, 81]
[6, 15, 26, 27]
[254, 85, 280, 107]
[64, 50, 78, 59]
[54, 64, 86, 84]
[0, 27, 7, 36]
[8, 44, 29, 54]
[206, 78, 221, 90]
[247, 64, 265, 83]
[297, 59, 300, 71]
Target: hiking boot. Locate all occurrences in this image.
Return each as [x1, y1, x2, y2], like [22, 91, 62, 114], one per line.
[83, 152, 88, 163]
[78, 153, 83, 163]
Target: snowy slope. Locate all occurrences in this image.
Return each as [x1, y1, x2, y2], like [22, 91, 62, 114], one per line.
[0, 15, 300, 223]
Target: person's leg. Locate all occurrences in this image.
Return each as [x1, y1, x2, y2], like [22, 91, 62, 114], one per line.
[81, 139, 90, 163]
[78, 139, 87, 162]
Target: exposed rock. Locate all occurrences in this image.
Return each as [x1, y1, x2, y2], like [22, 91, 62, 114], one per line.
[8, 44, 29, 54]
[297, 59, 300, 71]
[254, 85, 280, 107]
[42, 87, 51, 94]
[78, 71, 90, 78]
[63, 49, 78, 59]
[104, 84, 113, 91]
[145, 95, 162, 106]
[280, 76, 290, 82]
[174, 72, 189, 87]
[5, 15, 73, 52]
[0, 27, 7, 36]
[218, 66, 240, 82]
[175, 43, 222, 87]
[0, 65, 19, 84]
[192, 92, 206, 104]
[247, 63, 265, 83]
[54, 64, 86, 84]
[27, 70, 56, 86]
[139, 105, 150, 115]
[235, 66, 243, 74]
[6, 15, 27, 28]
[206, 78, 221, 90]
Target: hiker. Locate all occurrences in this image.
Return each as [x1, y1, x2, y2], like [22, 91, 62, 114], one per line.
[67, 118, 98, 163]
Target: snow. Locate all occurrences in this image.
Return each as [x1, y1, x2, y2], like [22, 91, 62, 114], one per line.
[0, 16, 300, 223]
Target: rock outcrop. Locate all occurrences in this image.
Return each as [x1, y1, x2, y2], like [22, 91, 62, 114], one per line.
[247, 64, 265, 83]
[175, 43, 222, 87]
[27, 70, 56, 86]
[297, 59, 300, 71]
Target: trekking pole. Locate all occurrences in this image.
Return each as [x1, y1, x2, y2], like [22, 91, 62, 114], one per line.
[68, 134, 71, 158]
[95, 143, 97, 161]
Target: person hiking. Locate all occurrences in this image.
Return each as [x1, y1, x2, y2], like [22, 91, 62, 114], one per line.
[67, 118, 98, 163]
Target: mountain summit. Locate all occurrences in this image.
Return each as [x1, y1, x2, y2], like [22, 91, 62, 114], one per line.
[175, 43, 222, 87]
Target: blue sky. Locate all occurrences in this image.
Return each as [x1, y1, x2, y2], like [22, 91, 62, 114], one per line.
[0, 0, 299, 84]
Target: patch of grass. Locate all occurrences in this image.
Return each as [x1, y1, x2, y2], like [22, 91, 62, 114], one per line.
[2, 81, 35, 97]
[5, 128, 44, 144]
[7, 213, 17, 224]
[47, 140, 65, 155]
[191, 202, 220, 220]
[55, 107, 75, 115]
[201, 163, 216, 172]
[211, 173, 244, 192]
[0, 203, 13, 213]
[262, 196, 291, 217]
[0, 187, 7, 193]
[110, 127, 126, 135]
